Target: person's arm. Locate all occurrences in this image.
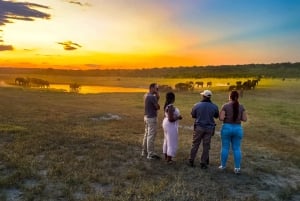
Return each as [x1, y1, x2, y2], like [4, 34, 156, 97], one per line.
[154, 92, 160, 110]
[214, 106, 219, 118]
[154, 91, 160, 101]
[154, 102, 160, 110]
[219, 110, 225, 121]
[151, 95, 160, 110]
[167, 105, 182, 122]
[167, 105, 176, 122]
[242, 111, 247, 122]
[191, 105, 196, 118]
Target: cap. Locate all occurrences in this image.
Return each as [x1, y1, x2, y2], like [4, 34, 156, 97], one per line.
[200, 90, 212, 97]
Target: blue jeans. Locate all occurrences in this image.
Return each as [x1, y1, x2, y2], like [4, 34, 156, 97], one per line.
[220, 123, 243, 169]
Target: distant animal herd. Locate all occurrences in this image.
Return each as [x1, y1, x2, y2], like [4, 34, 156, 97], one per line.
[14, 76, 260, 93]
[15, 77, 50, 88]
[159, 79, 260, 92]
[14, 77, 81, 92]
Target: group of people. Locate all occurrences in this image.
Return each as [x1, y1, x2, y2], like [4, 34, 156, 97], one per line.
[142, 83, 247, 174]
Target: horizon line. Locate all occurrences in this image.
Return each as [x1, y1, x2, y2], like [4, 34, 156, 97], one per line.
[0, 61, 299, 71]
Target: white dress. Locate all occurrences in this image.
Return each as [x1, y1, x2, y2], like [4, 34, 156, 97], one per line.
[162, 104, 180, 157]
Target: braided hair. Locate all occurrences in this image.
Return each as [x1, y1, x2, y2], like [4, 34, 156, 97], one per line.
[230, 90, 240, 121]
[164, 92, 175, 111]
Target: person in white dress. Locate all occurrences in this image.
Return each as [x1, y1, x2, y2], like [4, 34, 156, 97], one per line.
[162, 92, 182, 164]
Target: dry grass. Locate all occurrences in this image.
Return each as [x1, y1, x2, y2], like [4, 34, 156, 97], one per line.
[0, 78, 299, 201]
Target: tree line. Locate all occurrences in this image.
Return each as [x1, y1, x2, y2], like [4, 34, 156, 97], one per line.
[1, 62, 300, 78]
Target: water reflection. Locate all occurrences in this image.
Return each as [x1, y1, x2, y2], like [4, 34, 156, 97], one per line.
[50, 84, 147, 94]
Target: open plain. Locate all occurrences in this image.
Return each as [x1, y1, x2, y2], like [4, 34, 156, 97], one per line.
[0, 77, 299, 201]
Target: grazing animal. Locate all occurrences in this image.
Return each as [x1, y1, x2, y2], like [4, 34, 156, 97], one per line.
[186, 81, 194, 91]
[158, 85, 172, 92]
[251, 79, 259, 87]
[15, 77, 29, 86]
[242, 80, 258, 90]
[195, 81, 204, 88]
[175, 83, 189, 91]
[70, 83, 81, 93]
[29, 78, 50, 88]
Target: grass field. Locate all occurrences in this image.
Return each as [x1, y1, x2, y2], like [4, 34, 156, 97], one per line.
[0, 77, 299, 201]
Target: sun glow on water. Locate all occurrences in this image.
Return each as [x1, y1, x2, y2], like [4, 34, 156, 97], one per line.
[50, 84, 147, 94]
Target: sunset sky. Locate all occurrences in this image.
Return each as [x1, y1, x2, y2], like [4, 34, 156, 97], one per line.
[1, 0, 300, 69]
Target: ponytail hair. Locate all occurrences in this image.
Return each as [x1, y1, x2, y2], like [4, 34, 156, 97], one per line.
[230, 90, 239, 121]
[164, 92, 175, 110]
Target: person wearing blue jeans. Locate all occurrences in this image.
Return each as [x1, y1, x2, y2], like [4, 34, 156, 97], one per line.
[219, 90, 247, 174]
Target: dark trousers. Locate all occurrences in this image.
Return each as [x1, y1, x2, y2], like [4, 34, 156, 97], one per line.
[189, 126, 213, 164]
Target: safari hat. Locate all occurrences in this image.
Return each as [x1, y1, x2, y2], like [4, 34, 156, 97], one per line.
[200, 90, 212, 97]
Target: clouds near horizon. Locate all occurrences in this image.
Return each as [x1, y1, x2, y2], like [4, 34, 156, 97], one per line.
[0, 0, 300, 69]
[57, 41, 82, 51]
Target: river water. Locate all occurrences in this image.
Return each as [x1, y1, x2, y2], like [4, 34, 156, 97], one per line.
[50, 84, 147, 94]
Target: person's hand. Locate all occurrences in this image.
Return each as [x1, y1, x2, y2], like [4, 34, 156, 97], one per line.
[212, 128, 215, 136]
[157, 104, 160, 110]
[178, 115, 183, 120]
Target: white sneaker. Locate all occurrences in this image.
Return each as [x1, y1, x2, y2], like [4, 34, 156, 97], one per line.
[147, 154, 161, 160]
[218, 166, 226, 170]
[141, 152, 147, 157]
[234, 168, 241, 175]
